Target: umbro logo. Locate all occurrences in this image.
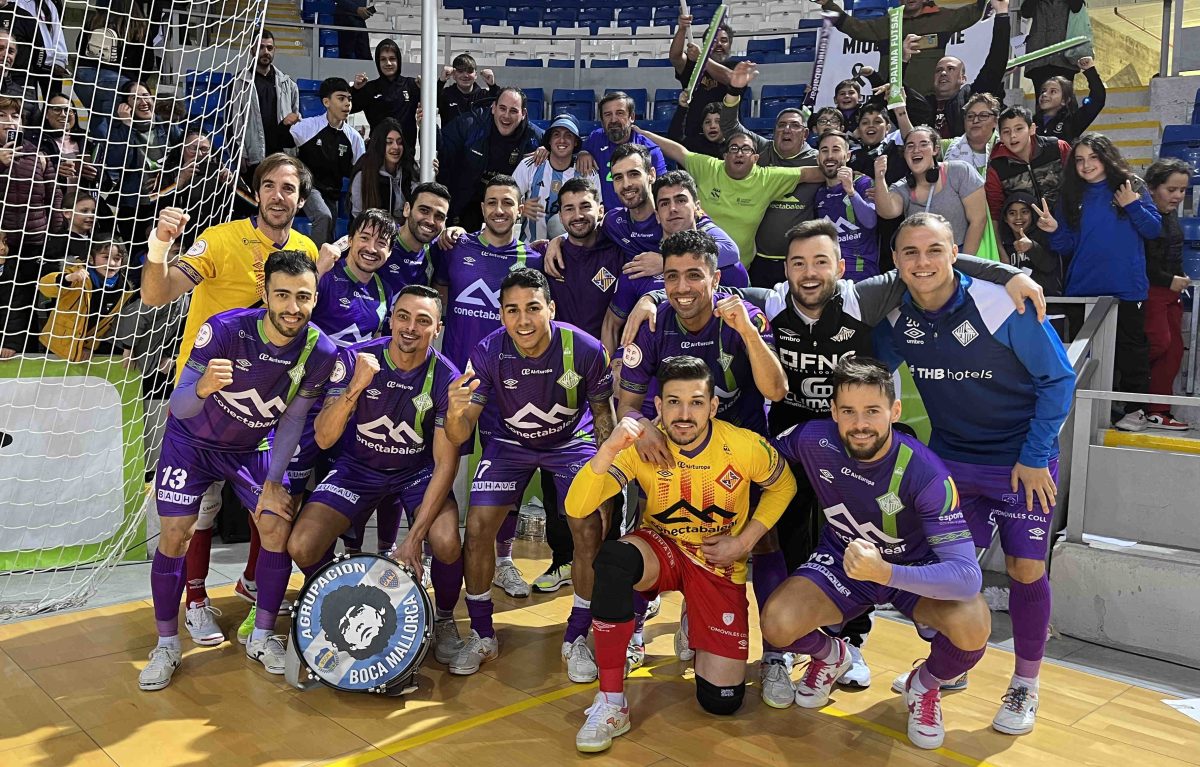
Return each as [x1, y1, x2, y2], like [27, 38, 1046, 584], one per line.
[236, 358, 252, 371]
[904, 326, 925, 340]
[503, 378, 518, 389]
[819, 469, 834, 483]
[366, 388, 381, 397]
[1029, 527, 1046, 541]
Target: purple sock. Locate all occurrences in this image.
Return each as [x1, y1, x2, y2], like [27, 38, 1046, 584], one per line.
[752, 550, 788, 653]
[784, 630, 834, 659]
[342, 514, 367, 552]
[565, 599, 592, 643]
[632, 591, 649, 635]
[1009, 575, 1051, 679]
[466, 594, 495, 638]
[254, 549, 292, 632]
[925, 632, 985, 683]
[151, 550, 187, 637]
[431, 554, 464, 614]
[300, 543, 336, 579]
[376, 502, 402, 553]
[495, 512, 518, 559]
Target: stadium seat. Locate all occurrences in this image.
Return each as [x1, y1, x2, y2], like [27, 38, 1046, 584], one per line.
[691, 2, 718, 22]
[653, 88, 681, 121]
[297, 79, 321, 95]
[548, 58, 577, 69]
[532, 119, 551, 132]
[760, 83, 808, 117]
[746, 38, 786, 57]
[543, 8, 578, 32]
[525, 87, 546, 120]
[506, 58, 543, 67]
[507, 10, 542, 34]
[637, 58, 672, 67]
[580, 8, 615, 34]
[1160, 125, 1200, 185]
[552, 88, 596, 122]
[607, 88, 647, 119]
[300, 93, 324, 118]
[641, 118, 671, 134]
[851, 0, 891, 18]
[1181, 218, 1200, 278]
[798, 18, 823, 28]
[652, 4, 678, 31]
[465, 7, 505, 34]
[592, 60, 630, 69]
[618, 7, 652, 33]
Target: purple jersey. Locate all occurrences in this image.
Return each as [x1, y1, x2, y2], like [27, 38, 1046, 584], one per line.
[468, 321, 612, 449]
[310, 261, 391, 348]
[382, 238, 438, 293]
[620, 297, 774, 433]
[169, 308, 337, 453]
[553, 238, 623, 338]
[326, 338, 458, 471]
[601, 207, 662, 261]
[433, 231, 543, 368]
[813, 176, 880, 282]
[773, 419, 972, 564]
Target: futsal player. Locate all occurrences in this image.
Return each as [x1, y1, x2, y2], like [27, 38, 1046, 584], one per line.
[565, 356, 797, 752]
[766, 356, 991, 750]
[286, 285, 467, 666]
[443, 268, 616, 682]
[381, 182, 452, 293]
[873, 213, 1074, 735]
[139, 251, 337, 691]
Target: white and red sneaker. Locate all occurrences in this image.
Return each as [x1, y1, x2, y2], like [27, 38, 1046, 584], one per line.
[1146, 413, 1190, 431]
[903, 669, 945, 749]
[576, 692, 631, 753]
[793, 638, 851, 709]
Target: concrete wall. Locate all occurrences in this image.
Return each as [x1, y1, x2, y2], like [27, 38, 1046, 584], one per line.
[1090, 12, 1161, 87]
[1151, 73, 1200, 131]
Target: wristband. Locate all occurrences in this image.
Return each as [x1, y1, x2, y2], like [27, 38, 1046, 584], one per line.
[146, 231, 172, 264]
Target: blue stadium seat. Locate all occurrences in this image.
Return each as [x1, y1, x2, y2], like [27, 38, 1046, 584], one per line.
[548, 58, 578, 69]
[691, 2, 718, 22]
[532, 119, 552, 132]
[506, 57, 543, 67]
[762, 51, 811, 64]
[580, 8, 614, 34]
[1181, 217, 1200, 278]
[653, 88, 681, 121]
[638, 58, 672, 67]
[606, 88, 647, 119]
[552, 89, 596, 122]
[319, 29, 338, 47]
[321, 45, 340, 59]
[798, 18, 823, 28]
[1160, 125, 1200, 185]
[523, 87, 545, 120]
[618, 7, 652, 33]
[760, 83, 808, 118]
[791, 32, 818, 53]
[297, 79, 321, 94]
[652, 4, 678, 31]
[746, 117, 775, 137]
[578, 120, 602, 136]
[592, 60, 629, 69]
[507, 10, 542, 34]
[641, 119, 671, 134]
[747, 38, 786, 57]
[852, 0, 891, 18]
[465, 7, 505, 34]
[543, 8, 578, 32]
[300, 93, 324, 117]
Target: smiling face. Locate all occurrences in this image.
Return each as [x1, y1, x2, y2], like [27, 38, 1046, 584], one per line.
[835, 84, 860, 110]
[723, 133, 759, 179]
[932, 57, 966, 100]
[663, 251, 719, 326]
[69, 197, 96, 235]
[500, 284, 554, 356]
[377, 48, 399, 78]
[858, 110, 889, 147]
[818, 134, 849, 180]
[558, 189, 601, 242]
[389, 292, 442, 356]
[1073, 143, 1107, 184]
[482, 183, 520, 240]
[45, 96, 73, 130]
[1152, 171, 1190, 214]
[964, 103, 997, 147]
[130, 85, 154, 120]
[611, 154, 653, 213]
[453, 66, 476, 92]
[547, 126, 576, 162]
[492, 91, 525, 137]
[903, 131, 937, 176]
[90, 245, 125, 279]
[347, 222, 391, 276]
[702, 111, 723, 143]
[383, 129, 404, 167]
[264, 269, 318, 340]
[711, 29, 732, 60]
[601, 98, 633, 144]
[1004, 201, 1033, 234]
[257, 164, 303, 230]
[999, 117, 1034, 160]
[183, 134, 212, 165]
[894, 220, 959, 310]
[833, 383, 900, 461]
[655, 184, 699, 236]
[404, 191, 448, 244]
[655, 378, 717, 448]
[1039, 80, 1064, 114]
[786, 234, 843, 314]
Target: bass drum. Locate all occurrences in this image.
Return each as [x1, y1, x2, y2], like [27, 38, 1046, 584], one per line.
[290, 553, 433, 694]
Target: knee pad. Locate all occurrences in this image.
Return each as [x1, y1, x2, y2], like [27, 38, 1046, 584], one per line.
[590, 540, 644, 622]
[696, 675, 745, 716]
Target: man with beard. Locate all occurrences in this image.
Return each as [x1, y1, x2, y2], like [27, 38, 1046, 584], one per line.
[575, 92, 668, 212]
[140, 155, 319, 648]
[381, 182, 451, 292]
[445, 268, 616, 682]
[514, 115, 601, 242]
[238, 29, 301, 179]
[874, 213, 1074, 737]
[438, 87, 543, 231]
[138, 251, 337, 691]
[916, 0, 1010, 141]
[668, 17, 745, 144]
[813, 132, 880, 282]
[283, 77, 365, 247]
[351, 39, 420, 159]
[565, 356, 796, 753]
[287, 285, 467, 669]
[766, 356, 989, 751]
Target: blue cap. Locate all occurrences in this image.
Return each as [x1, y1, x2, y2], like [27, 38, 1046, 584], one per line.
[542, 114, 583, 150]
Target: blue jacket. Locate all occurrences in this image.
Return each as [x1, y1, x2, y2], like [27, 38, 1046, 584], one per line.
[1050, 180, 1162, 301]
[875, 273, 1075, 468]
[436, 108, 543, 221]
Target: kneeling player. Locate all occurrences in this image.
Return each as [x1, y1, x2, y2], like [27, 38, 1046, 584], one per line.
[287, 286, 467, 664]
[565, 356, 797, 753]
[140, 252, 337, 691]
[765, 357, 990, 749]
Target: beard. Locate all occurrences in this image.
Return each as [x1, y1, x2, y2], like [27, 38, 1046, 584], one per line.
[841, 429, 889, 461]
[605, 124, 631, 143]
[267, 308, 306, 338]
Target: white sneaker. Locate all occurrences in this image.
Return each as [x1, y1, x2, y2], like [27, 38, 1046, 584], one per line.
[563, 637, 598, 683]
[184, 602, 224, 646]
[576, 691, 631, 753]
[138, 646, 182, 691]
[1146, 413, 1190, 431]
[674, 603, 695, 662]
[493, 563, 531, 598]
[793, 638, 851, 709]
[1114, 409, 1148, 432]
[533, 563, 573, 593]
[838, 644, 871, 688]
[448, 630, 498, 675]
[234, 576, 292, 611]
[433, 618, 465, 665]
[645, 595, 661, 620]
[625, 641, 645, 676]
[759, 658, 795, 709]
[246, 634, 288, 675]
[903, 670, 945, 749]
[992, 682, 1039, 735]
[891, 667, 969, 694]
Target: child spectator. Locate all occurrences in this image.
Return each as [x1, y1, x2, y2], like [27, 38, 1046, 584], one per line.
[1034, 57, 1106, 144]
[43, 188, 98, 271]
[999, 191, 1062, 295]
[349, 116, 407, 220]
[37, 238, 132, 361]
[684, 102, 726, 158]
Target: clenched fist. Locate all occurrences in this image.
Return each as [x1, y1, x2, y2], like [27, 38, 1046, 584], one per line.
[197, 358, 234, 398]
[843, 539, 891, 584]
[156, 207, 190, 242]
[349, 352, 380, 396]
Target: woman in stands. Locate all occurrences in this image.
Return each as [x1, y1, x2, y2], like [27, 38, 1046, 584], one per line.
[36, 95, 98, 196]
[1034, 57, 1106, 144]
[1140, 158, 1194, 431]
[349, 116, 407, 220]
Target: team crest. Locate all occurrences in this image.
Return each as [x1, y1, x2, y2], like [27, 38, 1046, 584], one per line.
[718, 352, 732, 371]
[378, 568, 402, 588]
[717, 466, 743, 493]
[591, 267, 616, 292]
[330, 359, 347, 384]
[557, 369, 583, 389]
[876, 492, 903, 517]
[952, 321, 978, 346]
[288, 363, 306, 388]
[314, 647, 339, 672]
[412, 392, 433, 413]
[721, 612, 734, 626]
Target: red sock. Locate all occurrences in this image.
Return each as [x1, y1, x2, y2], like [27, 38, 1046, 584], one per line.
[185, 527, 214, 606]
[243, 516, 261, 582]
[593, 618, 635, 694]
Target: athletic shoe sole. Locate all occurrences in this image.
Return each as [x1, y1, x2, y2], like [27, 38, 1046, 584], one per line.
[532, 578, 572, 593]
[576, 722, 630, 753]
[891, 672, 968, 694]
[188, 633, 224, 647]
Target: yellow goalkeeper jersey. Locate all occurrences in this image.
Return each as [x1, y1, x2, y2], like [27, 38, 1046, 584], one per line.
[173, 218, 317, 380]
[566, 419, 796, 584]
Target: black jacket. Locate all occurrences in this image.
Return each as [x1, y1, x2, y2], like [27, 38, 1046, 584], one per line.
[436, 108, 542, 226]
[914, 14, 1010, 139]
[1145, 208, 1183, 289]
[351, 39, 420, 140]
[1035, 67, 1106, 143]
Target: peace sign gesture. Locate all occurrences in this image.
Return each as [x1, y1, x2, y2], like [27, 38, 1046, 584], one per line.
[1031, 197, 1058, 233]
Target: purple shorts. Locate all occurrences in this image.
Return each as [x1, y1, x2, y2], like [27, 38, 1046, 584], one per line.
[942, 458, 1058, 561]
[470, 438, 597, 510]
[792, 540, 923, 623]
[155, 438, 286, 518]
[283, 411, 323, 484]
[308, 456, 438, 522]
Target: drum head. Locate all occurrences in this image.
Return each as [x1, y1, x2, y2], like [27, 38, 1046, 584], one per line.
[292, 553, 433, 693]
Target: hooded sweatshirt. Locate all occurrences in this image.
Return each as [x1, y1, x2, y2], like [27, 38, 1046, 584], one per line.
[351, 39, 420, 144]
[1000, 190, 1063, 296]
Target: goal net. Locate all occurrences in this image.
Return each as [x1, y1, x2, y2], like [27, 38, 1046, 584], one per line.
[0, 0, 266, 619]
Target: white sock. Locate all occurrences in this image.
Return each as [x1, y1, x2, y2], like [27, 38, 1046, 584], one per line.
[496, 556, 514, 567]
[241, 576, 255, 588]
[250, 627, 270, 643]
[761, 650, 785, 664]
[1012, 674, 1039, 691]
[157, 634, 181, 651]
[573, 595, 590, 609]
[601, 691, 628, 709]
[631, 631, 644, 646]
[466, 590, 491, 602]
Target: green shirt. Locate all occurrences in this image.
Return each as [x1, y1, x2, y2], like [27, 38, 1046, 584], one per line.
[685, 152, 807, 266]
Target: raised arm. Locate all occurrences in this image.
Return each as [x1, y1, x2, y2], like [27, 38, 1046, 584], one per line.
[141, 208, 199, 307]
[314, 351, 380, 449]
[633, 124, 688, 167]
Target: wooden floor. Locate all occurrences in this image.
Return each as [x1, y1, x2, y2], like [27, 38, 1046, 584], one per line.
[2, 542, 1197, 767]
